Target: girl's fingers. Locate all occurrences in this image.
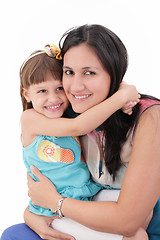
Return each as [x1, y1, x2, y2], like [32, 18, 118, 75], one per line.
[42, 227, 75, 240]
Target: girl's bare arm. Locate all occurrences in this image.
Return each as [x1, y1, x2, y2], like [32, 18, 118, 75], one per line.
[21, 83, 139, 138]
[23, 206, 75, 240]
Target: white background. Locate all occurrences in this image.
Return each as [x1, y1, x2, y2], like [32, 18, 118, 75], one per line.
[0, 0, 160, 235]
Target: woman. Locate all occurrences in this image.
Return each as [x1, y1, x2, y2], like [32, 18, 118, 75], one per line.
[1, 24, 160, 240]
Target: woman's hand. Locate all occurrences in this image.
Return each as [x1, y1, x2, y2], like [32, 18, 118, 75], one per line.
[24, 206, 75, 240]
[28, 165, 61, 211]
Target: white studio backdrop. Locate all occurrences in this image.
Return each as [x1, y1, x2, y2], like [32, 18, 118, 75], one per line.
[0, 0, 160, 235]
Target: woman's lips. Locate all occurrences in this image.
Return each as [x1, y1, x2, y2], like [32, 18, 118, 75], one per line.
[72, 94, 91, 101]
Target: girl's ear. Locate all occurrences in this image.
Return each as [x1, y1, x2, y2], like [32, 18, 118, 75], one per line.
[22, 88, 31, 103]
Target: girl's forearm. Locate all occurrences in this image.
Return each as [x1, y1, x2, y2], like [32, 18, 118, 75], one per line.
[22, 84, 138, 137]
[73, 83, 139, 135]
[73, 90, 125, 135]
[22, 90, 124, 138]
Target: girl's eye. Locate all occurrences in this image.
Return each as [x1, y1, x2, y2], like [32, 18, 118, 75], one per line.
[64, 70, 74, 75]
[38, 89, 47, 93]
[85, 71, 95, 75]
[57, 86, 64, 91]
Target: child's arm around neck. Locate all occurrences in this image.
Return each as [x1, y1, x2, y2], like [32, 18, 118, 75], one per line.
[21, 83, 139, 147]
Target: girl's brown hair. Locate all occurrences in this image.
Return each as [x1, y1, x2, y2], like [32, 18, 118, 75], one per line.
[20, 51, 63, 111]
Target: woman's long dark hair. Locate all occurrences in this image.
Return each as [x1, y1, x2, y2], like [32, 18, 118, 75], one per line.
[60, 24, 159, 180]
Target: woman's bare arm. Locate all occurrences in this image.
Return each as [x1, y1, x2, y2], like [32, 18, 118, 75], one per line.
[28, 105, 160, 237]
[59, 106, 160, 236]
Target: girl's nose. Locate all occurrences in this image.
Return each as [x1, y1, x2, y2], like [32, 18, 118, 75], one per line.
[47, 92, 57, 102]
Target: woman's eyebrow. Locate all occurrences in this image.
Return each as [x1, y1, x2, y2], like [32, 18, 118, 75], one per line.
[82, 66, 98, 70]
[63, 66, 72, 69]
[63, 66, 98, 70]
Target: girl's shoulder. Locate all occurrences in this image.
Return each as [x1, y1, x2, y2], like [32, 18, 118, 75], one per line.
[21, 109, 40, 131]
[21, 109, 36, 121]
[21, 109, 39, 147]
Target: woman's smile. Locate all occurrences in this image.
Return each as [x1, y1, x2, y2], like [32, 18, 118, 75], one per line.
[63, 44, 111, 113]
[72, 94, 91, 101]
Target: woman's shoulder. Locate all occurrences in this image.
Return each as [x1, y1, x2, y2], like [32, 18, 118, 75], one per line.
[133, 100, 160, 142]
[131, 98, 160, 141]
[139, 98, 160, 115]
[137, 98, 160, 125]
[139, 104, 160, 125]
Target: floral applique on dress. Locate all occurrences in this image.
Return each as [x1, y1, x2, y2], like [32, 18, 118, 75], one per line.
[37, 140, 74, 163]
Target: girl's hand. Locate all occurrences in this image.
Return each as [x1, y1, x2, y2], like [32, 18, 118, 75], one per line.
[24, 206, 75, 240]
[28, 165, 61, 211]
[119, 82, 141, 115]
[121, 101, 137, 115]
[119, 82, 141, 103]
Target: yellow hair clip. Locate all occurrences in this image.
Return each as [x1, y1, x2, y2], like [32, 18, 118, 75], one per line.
[20, 44, 62, 76]
[45, 44, 62, 60]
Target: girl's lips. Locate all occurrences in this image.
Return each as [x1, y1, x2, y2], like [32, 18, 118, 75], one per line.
[44, 103, 62, 111]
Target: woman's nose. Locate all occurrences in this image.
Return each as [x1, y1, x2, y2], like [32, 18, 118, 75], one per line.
[71, 75, 85, 92]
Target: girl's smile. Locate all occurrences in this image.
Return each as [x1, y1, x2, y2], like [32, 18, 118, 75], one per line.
[22, 71, 69, 119]
[44, 103, 63, 110]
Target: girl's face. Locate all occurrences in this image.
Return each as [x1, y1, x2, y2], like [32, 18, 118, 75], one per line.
[23, 71, 69, 118]
[63, 44, 111, 113]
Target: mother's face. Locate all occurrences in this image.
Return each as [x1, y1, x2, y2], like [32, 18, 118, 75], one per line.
[62, 44, 111, 113]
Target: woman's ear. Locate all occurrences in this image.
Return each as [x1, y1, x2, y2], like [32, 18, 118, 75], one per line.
[22, 88, 31, 103]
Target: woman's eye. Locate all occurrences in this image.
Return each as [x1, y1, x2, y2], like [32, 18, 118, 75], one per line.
[85, 71, 95, 75]
[38, 89, 47, 93]
[57, 86, 64, 91]
[64, 70, 74, 75]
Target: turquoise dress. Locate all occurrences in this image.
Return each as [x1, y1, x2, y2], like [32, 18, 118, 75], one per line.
[23, 135, 102, 216]
[147, 199, 160, 239]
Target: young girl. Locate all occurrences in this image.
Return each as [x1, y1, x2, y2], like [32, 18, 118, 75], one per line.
[20, 44, 139, 218]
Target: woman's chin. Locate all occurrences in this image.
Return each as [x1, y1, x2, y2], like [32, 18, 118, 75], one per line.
[72, 105, 88, 114]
